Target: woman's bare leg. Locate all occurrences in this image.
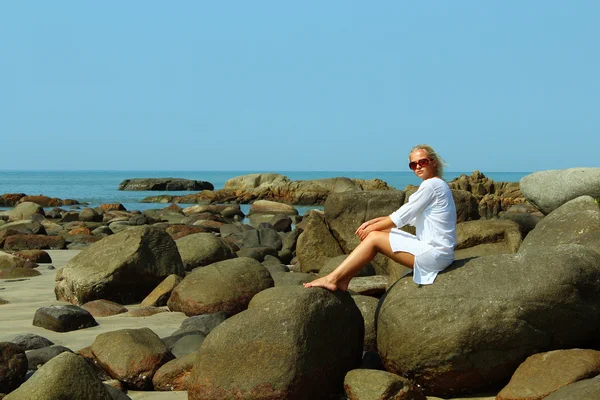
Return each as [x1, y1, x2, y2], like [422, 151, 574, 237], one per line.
[303, 231, 415, 291]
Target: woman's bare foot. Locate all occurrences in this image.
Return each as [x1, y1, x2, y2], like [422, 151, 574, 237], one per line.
[303, 274, 350, 291]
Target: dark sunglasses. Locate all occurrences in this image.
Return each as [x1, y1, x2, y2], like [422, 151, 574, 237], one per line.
[409, 158, 432, 170]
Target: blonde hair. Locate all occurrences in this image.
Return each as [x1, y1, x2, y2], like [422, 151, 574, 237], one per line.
[409, 144, 446, 178]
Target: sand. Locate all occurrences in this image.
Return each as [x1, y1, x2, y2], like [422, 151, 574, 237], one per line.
[0, 250, 495, 400]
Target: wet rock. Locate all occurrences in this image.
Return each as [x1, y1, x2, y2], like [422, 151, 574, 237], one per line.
[32, 305, 98, 332]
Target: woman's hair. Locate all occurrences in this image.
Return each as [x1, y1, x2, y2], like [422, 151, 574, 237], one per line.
[409, 144, 446, 178]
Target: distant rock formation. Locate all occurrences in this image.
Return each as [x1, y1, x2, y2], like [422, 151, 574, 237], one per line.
[118, 178, 214, 191]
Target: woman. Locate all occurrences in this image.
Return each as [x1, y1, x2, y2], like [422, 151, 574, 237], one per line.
[303, 144, 456, 291]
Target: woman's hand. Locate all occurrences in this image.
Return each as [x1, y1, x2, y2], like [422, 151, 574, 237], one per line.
[355, 216, 395, 241]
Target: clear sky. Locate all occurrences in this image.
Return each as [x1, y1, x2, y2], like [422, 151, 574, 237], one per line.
[1, 2, 598, 172]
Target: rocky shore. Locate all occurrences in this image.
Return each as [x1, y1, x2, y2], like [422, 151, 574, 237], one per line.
[1, 168, 600, 399]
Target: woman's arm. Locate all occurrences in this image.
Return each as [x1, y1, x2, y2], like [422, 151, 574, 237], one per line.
[356, 216, 395, 241]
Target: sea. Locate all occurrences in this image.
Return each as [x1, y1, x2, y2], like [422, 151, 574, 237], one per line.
[0, 170, 530, 215]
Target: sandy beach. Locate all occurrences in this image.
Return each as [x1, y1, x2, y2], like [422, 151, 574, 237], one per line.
[0, 250, 496, 400]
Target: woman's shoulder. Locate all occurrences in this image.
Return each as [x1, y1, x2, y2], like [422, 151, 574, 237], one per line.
[422, 177, 448, 188]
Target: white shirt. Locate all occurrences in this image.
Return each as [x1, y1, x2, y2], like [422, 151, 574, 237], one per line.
[389, 177, 456, 257]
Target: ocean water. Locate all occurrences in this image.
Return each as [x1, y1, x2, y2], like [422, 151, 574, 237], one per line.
[0, 170, 530, 214]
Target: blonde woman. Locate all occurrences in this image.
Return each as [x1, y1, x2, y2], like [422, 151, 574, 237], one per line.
[304, 144, 456, 290]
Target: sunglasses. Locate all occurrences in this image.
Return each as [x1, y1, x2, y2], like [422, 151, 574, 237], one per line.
[409, 158, 432, 170]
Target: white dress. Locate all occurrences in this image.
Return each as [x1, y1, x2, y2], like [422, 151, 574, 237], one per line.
[388, 177, 456, 285]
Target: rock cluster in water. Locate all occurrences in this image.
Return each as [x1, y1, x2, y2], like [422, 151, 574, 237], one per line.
[0, 168, 599, 399]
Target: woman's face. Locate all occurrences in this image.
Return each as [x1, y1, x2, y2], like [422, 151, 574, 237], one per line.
[409, 149, 437, 180]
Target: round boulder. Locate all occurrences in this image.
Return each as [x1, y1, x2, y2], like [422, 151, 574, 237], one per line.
[175, 233, 235, 270]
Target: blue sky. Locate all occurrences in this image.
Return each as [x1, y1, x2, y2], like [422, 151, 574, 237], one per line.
[1, 2, 598, 172]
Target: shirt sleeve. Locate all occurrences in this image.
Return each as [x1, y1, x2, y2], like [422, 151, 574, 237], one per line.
[389, 182, 435, 228]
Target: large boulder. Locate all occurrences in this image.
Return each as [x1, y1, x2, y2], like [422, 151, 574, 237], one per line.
[0, 251, 38, 269]
[519, 195, 600, 255]
[3, 352, 112, 400]
[454, 219, 522, 259]
[8, 202, 45, 222]
[167, 257, 274, 316]
[323, 190, 406, 275]
[377, 244, 600, 397]
[187, 286, 364, 400]
[55, 226, 184, 305]
[175, 232, 235, 270]
[3, 234, 66, 251]
[520, 168, 600, 215]
[91, 328, 174, 390]
[118, 178, 214, 191]
[497, 349, 600, 400]
[297, 210, 344, 273]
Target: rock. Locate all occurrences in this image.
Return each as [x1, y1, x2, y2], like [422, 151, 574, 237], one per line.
[81, 300, 128, 317]
[0, 342, 28, 394]
[141, 274, 182, 307]
[174, 312, 228, 336]
[187, 286, 364, 400]
[519, 195, 600, 255]
[3, 352, 112, 400]
[545, 375, 600, 400]
[118, 178, 214, 191]
[0, 193, 26, 207]
[32, 305, 98, 332]
[377, 244, 600, 396]
[270, 215, 293, 232]
[248, 200, 299, 216]
[165, 224, 207, 240]
[127, 306, 168, 317]
[11, 250, 51, 263]
[520, 168, 600, 214]
[271, 271, 314, 286]
[100, 203, 126, 211]
[352, 295, 379, 352]
[142, 209, 185, 224]
[9, 333, 54, 351]
[167, 257, 274, 316]
[90, 328, 174, 390]
[79, 207, 102, 222]
[344, 369, 426, 400]
[169, 333, 206, 358]
[152, 351, 197, 391]
[0, 266, 41, 279]
[16, 195, 66, 207]
[175, 232, 235, 270]
[324, 190, 406, 275]
[236, 246, 278, 261]
[58, 211, 80, 223]
[454, 219, 522, 260]
[497, 349, 600, 400]
[348, 275, 389, 297]
[26, 345, 73, 371]
[297, 210, 344, 273]
[241, 227, 282, 250]
[0, 220, 46, 236]
[55, 226, 184, 305]
[451, 190, 481, 223]
[3, 234, 65, 251]
[318, 255, 376, 277]
[0, 251, 38, 270]
[8, 202, 45, 222]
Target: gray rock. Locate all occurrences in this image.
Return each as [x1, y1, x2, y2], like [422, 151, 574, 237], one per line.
[167, 257, 274, 317]
[545, 375, 600, 400]
[175, 312, 228, 336]
[520, 168, 600, 214]
[3, 352, 112, 400]
[55, 226, 184, 305]
[187, 286, 363, 400]
[175, 232, 235, 270]
[297, 210, 344, 273]
[344, 369, 426, 400]
[454, 219, 522, 260]
[351, 295, 379, 352]
[79, 208, 102, 222]
[236, 246, 278, 261]
[169, 333, 206, 358]
[519, 195, 600, 255]
[119, 178, 214, 191]
[271, 271, 314, 286]
[26, 345, 73, 371]
[8, 202, 45, 222]
[90, 328, 174, 390]
[318, 255, 376, 277]
[32, 305, 98, 332]
[377, 244, 600, 397]
[10, 333, 54, 350]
